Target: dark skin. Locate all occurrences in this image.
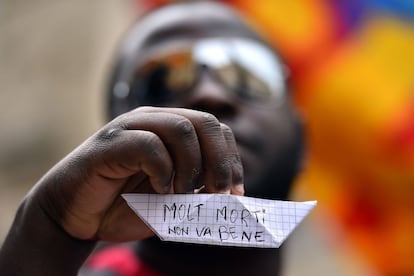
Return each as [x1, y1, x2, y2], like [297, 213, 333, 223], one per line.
[0, 2, 303, 276]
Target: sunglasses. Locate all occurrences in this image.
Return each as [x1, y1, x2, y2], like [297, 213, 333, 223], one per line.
[115, 38, 288, 107]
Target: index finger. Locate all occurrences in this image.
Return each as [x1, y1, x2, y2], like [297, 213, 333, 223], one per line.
[132, 107, 233, 193]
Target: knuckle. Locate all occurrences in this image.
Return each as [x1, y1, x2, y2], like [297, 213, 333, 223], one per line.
[96, 113, 131, 141]
[116, 106, 152, 122]
[107, 112, 134, 130]
[135, 106, 153, 113]
[135, 132, 166, 166]
[96, 126, 123, 141]
[220, 123, 234, 139]
[141, 131, 162, 154]
[114, 110, 133, 122]
[219, 123, 231, 132]
[200, 112, 220, 128]
[174, 118, 196, 138]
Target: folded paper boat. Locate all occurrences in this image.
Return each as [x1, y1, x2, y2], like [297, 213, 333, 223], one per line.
[123, 193, 316, 248]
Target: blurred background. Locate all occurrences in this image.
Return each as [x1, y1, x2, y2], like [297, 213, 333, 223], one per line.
[0, 0, 133, 248]
[1, 0, 414, 275]
[0, 0, 127, 230]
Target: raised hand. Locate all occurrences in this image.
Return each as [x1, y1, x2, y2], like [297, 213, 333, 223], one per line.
[34, 107, 244, 242]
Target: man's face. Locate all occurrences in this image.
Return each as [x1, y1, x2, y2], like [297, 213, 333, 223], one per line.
[109, 4, 303, 199]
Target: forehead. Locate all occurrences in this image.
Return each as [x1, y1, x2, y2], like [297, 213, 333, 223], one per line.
[121, 2, 262, 56]
[113, 2, 272, 89]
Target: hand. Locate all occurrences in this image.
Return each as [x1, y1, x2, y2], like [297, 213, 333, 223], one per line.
[33, 107, 244, 242]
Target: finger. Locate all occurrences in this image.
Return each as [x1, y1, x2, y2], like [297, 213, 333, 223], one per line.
[97, 173, 164, 241]
[98, 194, 154, 241]
[221, 123, 244, 196]
[134, 107, 233, 193]
[116, 111, 203, 193]
[94, 128, 174, 194]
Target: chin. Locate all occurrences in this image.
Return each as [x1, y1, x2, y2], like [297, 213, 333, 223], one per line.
[243, 151, 303, 200]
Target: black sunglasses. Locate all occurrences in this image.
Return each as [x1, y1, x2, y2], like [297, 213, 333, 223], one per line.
[113, 38, 288, 108]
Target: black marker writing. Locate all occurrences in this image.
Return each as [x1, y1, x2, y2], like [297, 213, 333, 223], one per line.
[218, 225, 238, 241]
[196, 226, 212, 237]
[163, 203, 204, 222]
[216, 206, 266, 227]
[168, 226, 189, 236]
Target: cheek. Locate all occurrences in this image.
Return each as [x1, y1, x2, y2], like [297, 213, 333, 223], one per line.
[246, 107, 299, 157]
[247, 109, 282, 140]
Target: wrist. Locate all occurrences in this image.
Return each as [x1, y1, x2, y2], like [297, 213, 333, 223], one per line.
[0, 195, 96, 276]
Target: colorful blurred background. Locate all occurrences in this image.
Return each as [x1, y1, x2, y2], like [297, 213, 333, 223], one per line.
[141, 0, 414, 274]
[233, 0, 414, 275]
[1, 0, 414, 275]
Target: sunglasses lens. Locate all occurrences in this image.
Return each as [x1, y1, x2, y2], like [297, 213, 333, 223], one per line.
[165, 63, 196, 93]
[232, 41, 283, 100]
[130, 38, 286, 106]
[130, 64, 170, 106]
[194, 39, 286, 101]
[132, 52, 196, 105]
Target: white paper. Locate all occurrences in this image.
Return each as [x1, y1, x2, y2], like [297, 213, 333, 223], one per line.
[122, 193, 316, 248]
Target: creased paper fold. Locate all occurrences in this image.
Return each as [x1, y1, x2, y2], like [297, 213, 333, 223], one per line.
[122, 193, 316, 248]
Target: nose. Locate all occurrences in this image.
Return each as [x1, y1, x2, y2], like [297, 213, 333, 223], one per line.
[183, 72, 238, 119]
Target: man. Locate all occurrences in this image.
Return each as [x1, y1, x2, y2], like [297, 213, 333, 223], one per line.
[0, 1, 303, 275]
